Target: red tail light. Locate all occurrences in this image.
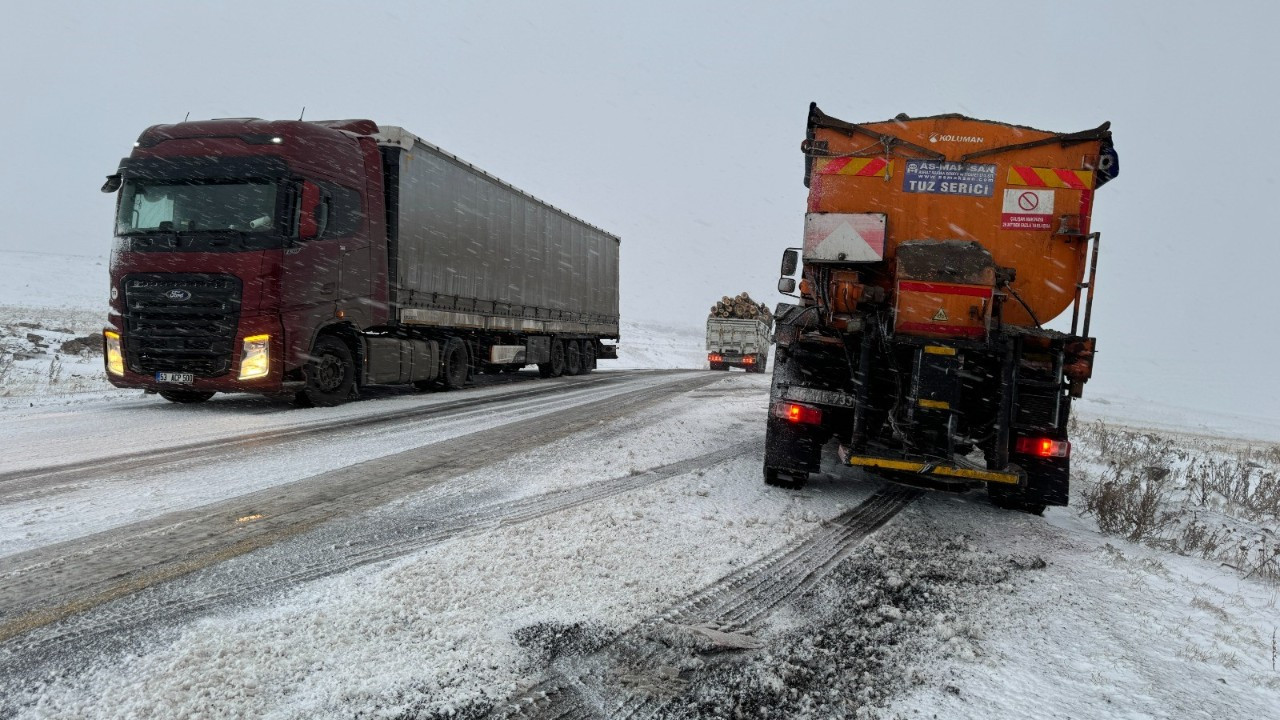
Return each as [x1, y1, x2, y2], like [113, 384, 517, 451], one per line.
[708, 353, 723, 363]
[742, 356, 755, 364]
[772, 401, 823, 425]
[1015, 436, 1071, 458]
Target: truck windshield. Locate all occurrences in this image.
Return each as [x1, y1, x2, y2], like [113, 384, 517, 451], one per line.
[117, 179, 278, 235]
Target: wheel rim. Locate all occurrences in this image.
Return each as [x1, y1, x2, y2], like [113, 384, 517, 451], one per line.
[315, 352, 346, 392]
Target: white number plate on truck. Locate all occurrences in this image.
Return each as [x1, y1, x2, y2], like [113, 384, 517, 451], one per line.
[781, 386, 857, 409]
[156, 372, 195, 384]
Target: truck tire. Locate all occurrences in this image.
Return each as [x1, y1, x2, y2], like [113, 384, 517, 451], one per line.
[764, 464, 807, 489]
[709, 362, 725, 371]
[757, 354, 768, 373]
[987, 460, 1055, 516]
[987, 489, 1047, 516]
[539, 340, 565, 378]
[298, 335, 356, 407]
[440, 337, 469, 390]
[580, 341, 595, 373]
[564, 340, 582, 376]
[159, 389, 215, 404]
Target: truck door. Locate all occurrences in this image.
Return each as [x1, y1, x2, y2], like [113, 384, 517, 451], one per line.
[281, 180, 339, 360]
[326, 182, 372, 321]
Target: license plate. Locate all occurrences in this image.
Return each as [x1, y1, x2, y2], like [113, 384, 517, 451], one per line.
[780, 385, 857, 409]
[156, 372, 195, 384]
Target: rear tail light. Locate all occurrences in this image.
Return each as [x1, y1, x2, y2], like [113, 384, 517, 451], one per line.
[1015, 436, 1071, 458]
[742, 355, 755, 364]
[708, 353, 723, 363]
[772, 401, 823, 426]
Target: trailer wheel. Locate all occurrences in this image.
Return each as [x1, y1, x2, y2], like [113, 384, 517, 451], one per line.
[580, 341, 595, 373]
[564, 340, 582, 376]
[158, 389, 215, 404]
[709, 361, 725, 371]
[298, 335, 356, 407]
[441, 337, 469, 390]
[539, 340, 565, 378]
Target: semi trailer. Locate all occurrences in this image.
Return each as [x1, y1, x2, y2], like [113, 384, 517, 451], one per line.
[101, 118, 619, 405]
[766, 103, 1118, 513]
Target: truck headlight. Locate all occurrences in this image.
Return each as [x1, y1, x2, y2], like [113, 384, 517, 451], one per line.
[238, 334, 270, 380]
[104, 331, 125, 376]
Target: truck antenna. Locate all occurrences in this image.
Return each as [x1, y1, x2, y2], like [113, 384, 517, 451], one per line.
[183, 112, 190, 122]
[298, 106, 306, 121]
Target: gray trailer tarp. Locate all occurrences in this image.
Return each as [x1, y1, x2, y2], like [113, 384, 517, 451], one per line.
[377, 127, 619, 336]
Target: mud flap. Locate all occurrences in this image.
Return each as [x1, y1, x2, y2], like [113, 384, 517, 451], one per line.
[764, 415, 826, 475]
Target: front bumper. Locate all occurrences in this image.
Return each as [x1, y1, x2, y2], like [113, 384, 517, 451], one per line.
[104, 315, 287, 395]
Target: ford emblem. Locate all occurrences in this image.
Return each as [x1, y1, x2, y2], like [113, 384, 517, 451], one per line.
[164, 289, 192, 301]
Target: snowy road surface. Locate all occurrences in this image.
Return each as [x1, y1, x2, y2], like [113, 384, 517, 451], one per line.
[1, 365, 1278, 718]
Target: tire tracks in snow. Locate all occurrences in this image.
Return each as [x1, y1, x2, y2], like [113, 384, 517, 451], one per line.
[0, 370, 663, 498]
[0, 372, 723, 650]
[490, 484, 923, 720]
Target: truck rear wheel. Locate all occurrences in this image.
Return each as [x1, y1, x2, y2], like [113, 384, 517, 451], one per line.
[440, 337, 469, 390]
[539, 340, 565, 378]
[564, 340, 582, 376]
[298, 335, 356, 407]
[158, 389, 215, 404]
[580, 341, 595, 373]
[764, 464, 807, 489]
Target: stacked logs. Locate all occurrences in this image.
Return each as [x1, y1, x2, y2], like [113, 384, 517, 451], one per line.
[709, 292, 772, 321]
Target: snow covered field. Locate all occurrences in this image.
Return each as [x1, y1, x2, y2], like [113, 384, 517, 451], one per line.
[1, 250, 1278, 719]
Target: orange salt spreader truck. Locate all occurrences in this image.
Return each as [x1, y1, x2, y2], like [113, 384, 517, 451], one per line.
[766, 103, 1118, 513]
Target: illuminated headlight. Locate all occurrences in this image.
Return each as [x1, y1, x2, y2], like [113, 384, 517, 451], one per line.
[104, 331, 125, 376]
[238, 334, 271, 380]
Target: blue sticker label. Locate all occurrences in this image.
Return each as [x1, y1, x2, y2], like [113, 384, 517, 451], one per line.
[902, 160, 997, 197]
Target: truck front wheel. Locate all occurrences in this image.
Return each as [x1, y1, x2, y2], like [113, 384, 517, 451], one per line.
[298, 335, 356, 407]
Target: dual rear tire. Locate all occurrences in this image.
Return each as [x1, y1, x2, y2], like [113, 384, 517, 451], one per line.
[539, 339, 594, 378]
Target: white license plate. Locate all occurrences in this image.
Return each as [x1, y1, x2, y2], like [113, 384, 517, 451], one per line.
[156, 372, 195, 384]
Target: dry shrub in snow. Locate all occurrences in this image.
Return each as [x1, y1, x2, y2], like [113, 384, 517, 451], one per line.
[1074, 420, 1280, 583]
[1081, 466, 1177, 543]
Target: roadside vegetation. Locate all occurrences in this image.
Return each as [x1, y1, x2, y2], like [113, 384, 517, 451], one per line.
[1072, 418, 1280, 582]
[0, 308, 114, 401]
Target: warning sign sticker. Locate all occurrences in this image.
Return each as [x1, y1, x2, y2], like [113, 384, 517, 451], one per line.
[902, 161, 996, 197]
[1001, 189, 1054, 230]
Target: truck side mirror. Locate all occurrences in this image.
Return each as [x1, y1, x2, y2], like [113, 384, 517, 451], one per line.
[297, 180, 322, 239]
[101, 174, 122, 193]
[778, 277, 796, 294]
[780, 248, 800, 276]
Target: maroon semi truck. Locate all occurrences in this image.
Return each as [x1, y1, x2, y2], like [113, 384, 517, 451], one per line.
[101, 119, 620, 405]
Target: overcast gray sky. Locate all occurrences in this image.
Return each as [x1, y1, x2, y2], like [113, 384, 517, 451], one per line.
[2, 1, 1276, 420]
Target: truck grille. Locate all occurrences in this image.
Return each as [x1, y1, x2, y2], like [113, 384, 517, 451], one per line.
[122, 273, 242, 377]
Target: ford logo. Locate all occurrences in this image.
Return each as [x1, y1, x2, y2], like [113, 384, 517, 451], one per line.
[163, 289, 192, 301]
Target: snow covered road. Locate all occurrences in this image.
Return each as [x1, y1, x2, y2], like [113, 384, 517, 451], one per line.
[1, 361, 1278, 718]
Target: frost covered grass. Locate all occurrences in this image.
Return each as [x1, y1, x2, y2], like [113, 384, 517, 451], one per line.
[0, 307, 126, 406]
[1072, 418, 1280, 582]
